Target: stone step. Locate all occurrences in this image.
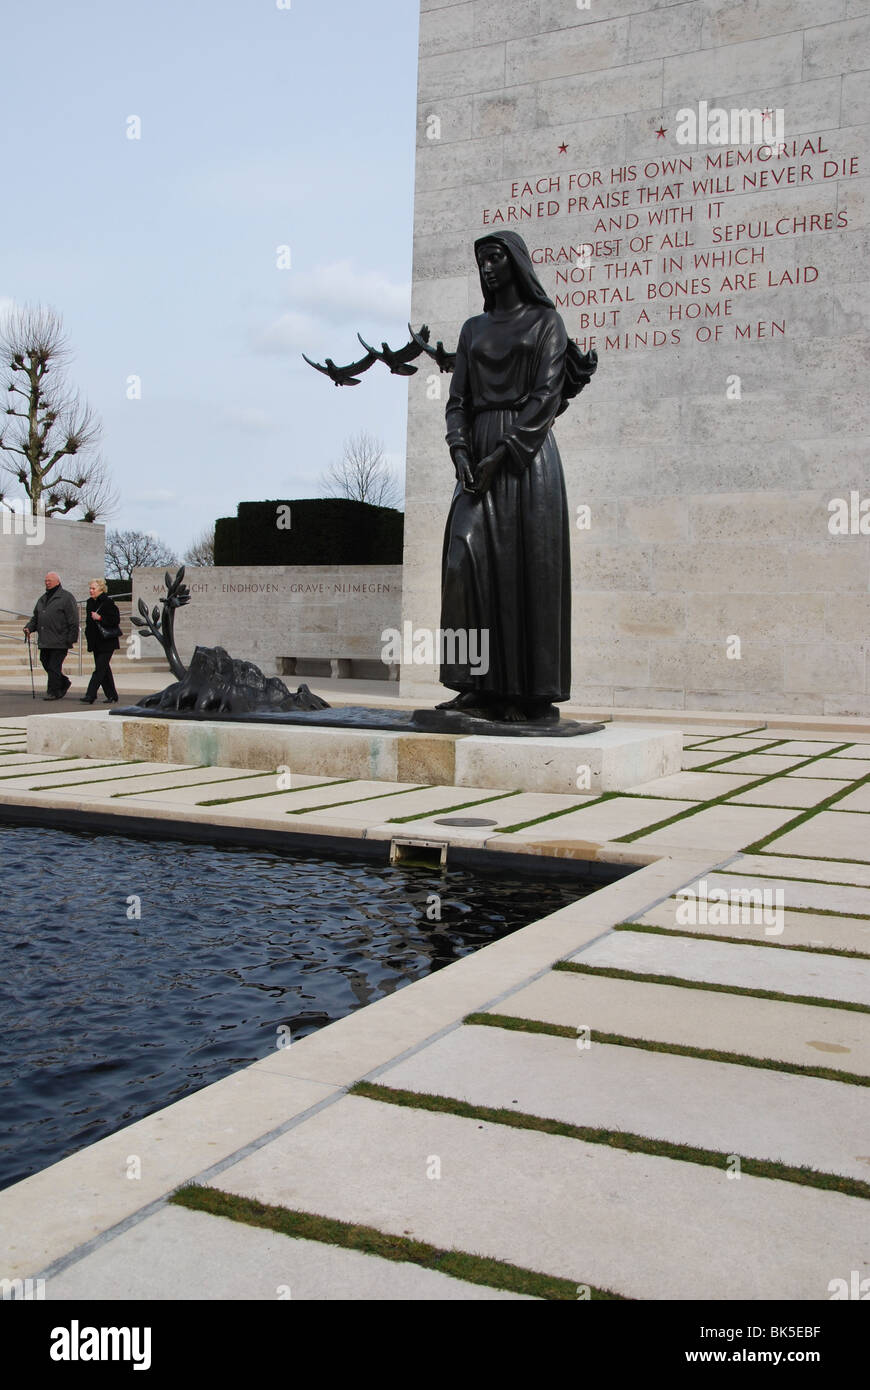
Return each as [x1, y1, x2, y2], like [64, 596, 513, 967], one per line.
[45, 1205, 531, 1300]
[210, 1092, 867, 1300]
[375, 1023, 869, 1180]
[572, 929, 870, 1007]
[488, 969, 870, 1074]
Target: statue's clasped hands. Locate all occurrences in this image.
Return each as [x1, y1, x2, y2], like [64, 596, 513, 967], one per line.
[454, 443, 508, 496]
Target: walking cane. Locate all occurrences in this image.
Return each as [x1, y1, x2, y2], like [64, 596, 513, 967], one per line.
[25, 632, 36, 699]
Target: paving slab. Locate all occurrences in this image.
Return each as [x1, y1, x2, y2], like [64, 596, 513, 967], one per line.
[378, 1026, 869, 1180]
[630, 804, 797, 852]
[625, 771, 758, 799]
[0, 757, 116, 781]
[14, 761, 199, 792]
[681, 872, 870, 918]
[572, 930, 870, 1006]
[487, 796, 696, 845]
[832, 745, 870, 759]
[491, 971, 870, 1074]
[45, 1206, 530, 1301]
[366, 792, 593, 845]
[211, 1093, 868, 1301]
[730, 777, 850, 809]
[304, 788, 556, 832]
[119, 772, 340, 807]
[634, 902, 870, 954]
[787, 759, 869, 780]
[709, 753, 820, 775]
[681, 751, 722, 769]
[769, 812, 870, 862]
[734, 854, 870, 888]
[771, 741, 846, 756]
[685, 737, 781, 753]
[832, 785, 870, 813]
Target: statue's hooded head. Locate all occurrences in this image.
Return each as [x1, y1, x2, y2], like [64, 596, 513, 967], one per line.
[474, 230, 555, 313]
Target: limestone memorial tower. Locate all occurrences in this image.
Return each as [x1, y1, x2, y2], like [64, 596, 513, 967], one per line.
[401, 0, 869, 717]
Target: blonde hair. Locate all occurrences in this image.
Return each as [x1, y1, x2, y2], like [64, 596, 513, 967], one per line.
[89, 578, 108, 595]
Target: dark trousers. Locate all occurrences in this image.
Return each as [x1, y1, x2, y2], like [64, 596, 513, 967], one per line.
[85, 650, 119, 702]
[40, 647, 70, 696]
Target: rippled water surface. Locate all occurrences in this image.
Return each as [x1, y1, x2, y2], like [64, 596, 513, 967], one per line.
[0, 823, 600, 1190]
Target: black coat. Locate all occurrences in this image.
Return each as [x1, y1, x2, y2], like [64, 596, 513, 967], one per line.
[85, 596, 121, 653]
[27, 586, 79, 650]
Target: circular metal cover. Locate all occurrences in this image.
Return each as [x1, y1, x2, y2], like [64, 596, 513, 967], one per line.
[434, 816, 499, 827]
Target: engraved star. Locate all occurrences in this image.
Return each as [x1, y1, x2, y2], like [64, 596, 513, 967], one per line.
[655, 125, 667, 139]
[558, 143, 568, 154]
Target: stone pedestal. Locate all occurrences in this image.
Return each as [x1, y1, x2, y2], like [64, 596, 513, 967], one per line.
[27, 711, 681, 794]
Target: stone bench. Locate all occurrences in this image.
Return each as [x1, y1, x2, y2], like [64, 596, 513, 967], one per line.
[279, 655, 399, 682]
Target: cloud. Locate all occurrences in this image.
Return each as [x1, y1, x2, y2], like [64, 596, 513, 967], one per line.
[252, 261, 411, 356]
[221, 405, 276, 433]
[132, 489, 177, 504]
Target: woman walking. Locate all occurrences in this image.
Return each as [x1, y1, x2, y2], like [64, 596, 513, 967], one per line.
[81, 579, 121, 705]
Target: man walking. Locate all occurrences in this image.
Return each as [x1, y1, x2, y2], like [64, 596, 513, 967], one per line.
[23, 572, 80, 701]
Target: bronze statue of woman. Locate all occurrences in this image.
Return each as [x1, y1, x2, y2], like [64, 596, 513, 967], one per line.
[437, 230, 595, 724]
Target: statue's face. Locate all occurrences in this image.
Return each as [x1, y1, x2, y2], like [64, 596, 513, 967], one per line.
[477, 242, 514, 295]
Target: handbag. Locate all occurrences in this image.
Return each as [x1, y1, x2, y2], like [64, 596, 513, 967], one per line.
[93, 606, 122, 639]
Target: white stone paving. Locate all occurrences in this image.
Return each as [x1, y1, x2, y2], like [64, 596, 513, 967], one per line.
[3, 706, 870, 1301]
[492, 971, 870, 1074]
[46, 1206, 531, 1301]
[211, 1094, 869, 1302]
[377, 1025, 869, 1180]
[572, 930, 870, 1006]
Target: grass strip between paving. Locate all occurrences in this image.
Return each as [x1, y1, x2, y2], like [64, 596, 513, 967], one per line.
[0, 760, 145, 782]
[351, 1081, 870, 1201]
[199, 778, 353, 807]
[111, 769, 279, 798]
[285, 784, 430, 815]
[553, 960, 870, 1014]
[169, 1184, 614, 1299]
[612, 743, 857, 845]
[742, 767, 870, 855]
[465, 1011, 870, 1088]
[497, 791, 617, 835]
[388, 788, 522, 823]
[688, 738, 791, 768]
[615, 921, 870, 961]
[681, 726, 771, 750]
[27, 763, 203, 791]
[740, 863, 870, 886]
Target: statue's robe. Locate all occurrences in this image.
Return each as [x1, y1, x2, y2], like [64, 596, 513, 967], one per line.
[441, 302, 571, 703]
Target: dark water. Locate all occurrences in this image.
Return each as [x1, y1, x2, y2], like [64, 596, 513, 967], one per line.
[0, 823, 599, 1190]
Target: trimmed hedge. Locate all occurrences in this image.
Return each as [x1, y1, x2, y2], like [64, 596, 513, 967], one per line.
[213, 499, 403, 566]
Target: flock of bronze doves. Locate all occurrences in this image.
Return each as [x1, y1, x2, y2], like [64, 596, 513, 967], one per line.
[303, 324, 456, 386]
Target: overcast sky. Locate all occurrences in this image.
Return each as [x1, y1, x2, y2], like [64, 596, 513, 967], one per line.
[0, 0, 419, 554]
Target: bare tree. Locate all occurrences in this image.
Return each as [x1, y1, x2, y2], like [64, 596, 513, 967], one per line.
[0, 304, 118, 519]
[184, 524, 215, 567]
[319, 430, 403, 509]
[106, 529, 178, 585]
